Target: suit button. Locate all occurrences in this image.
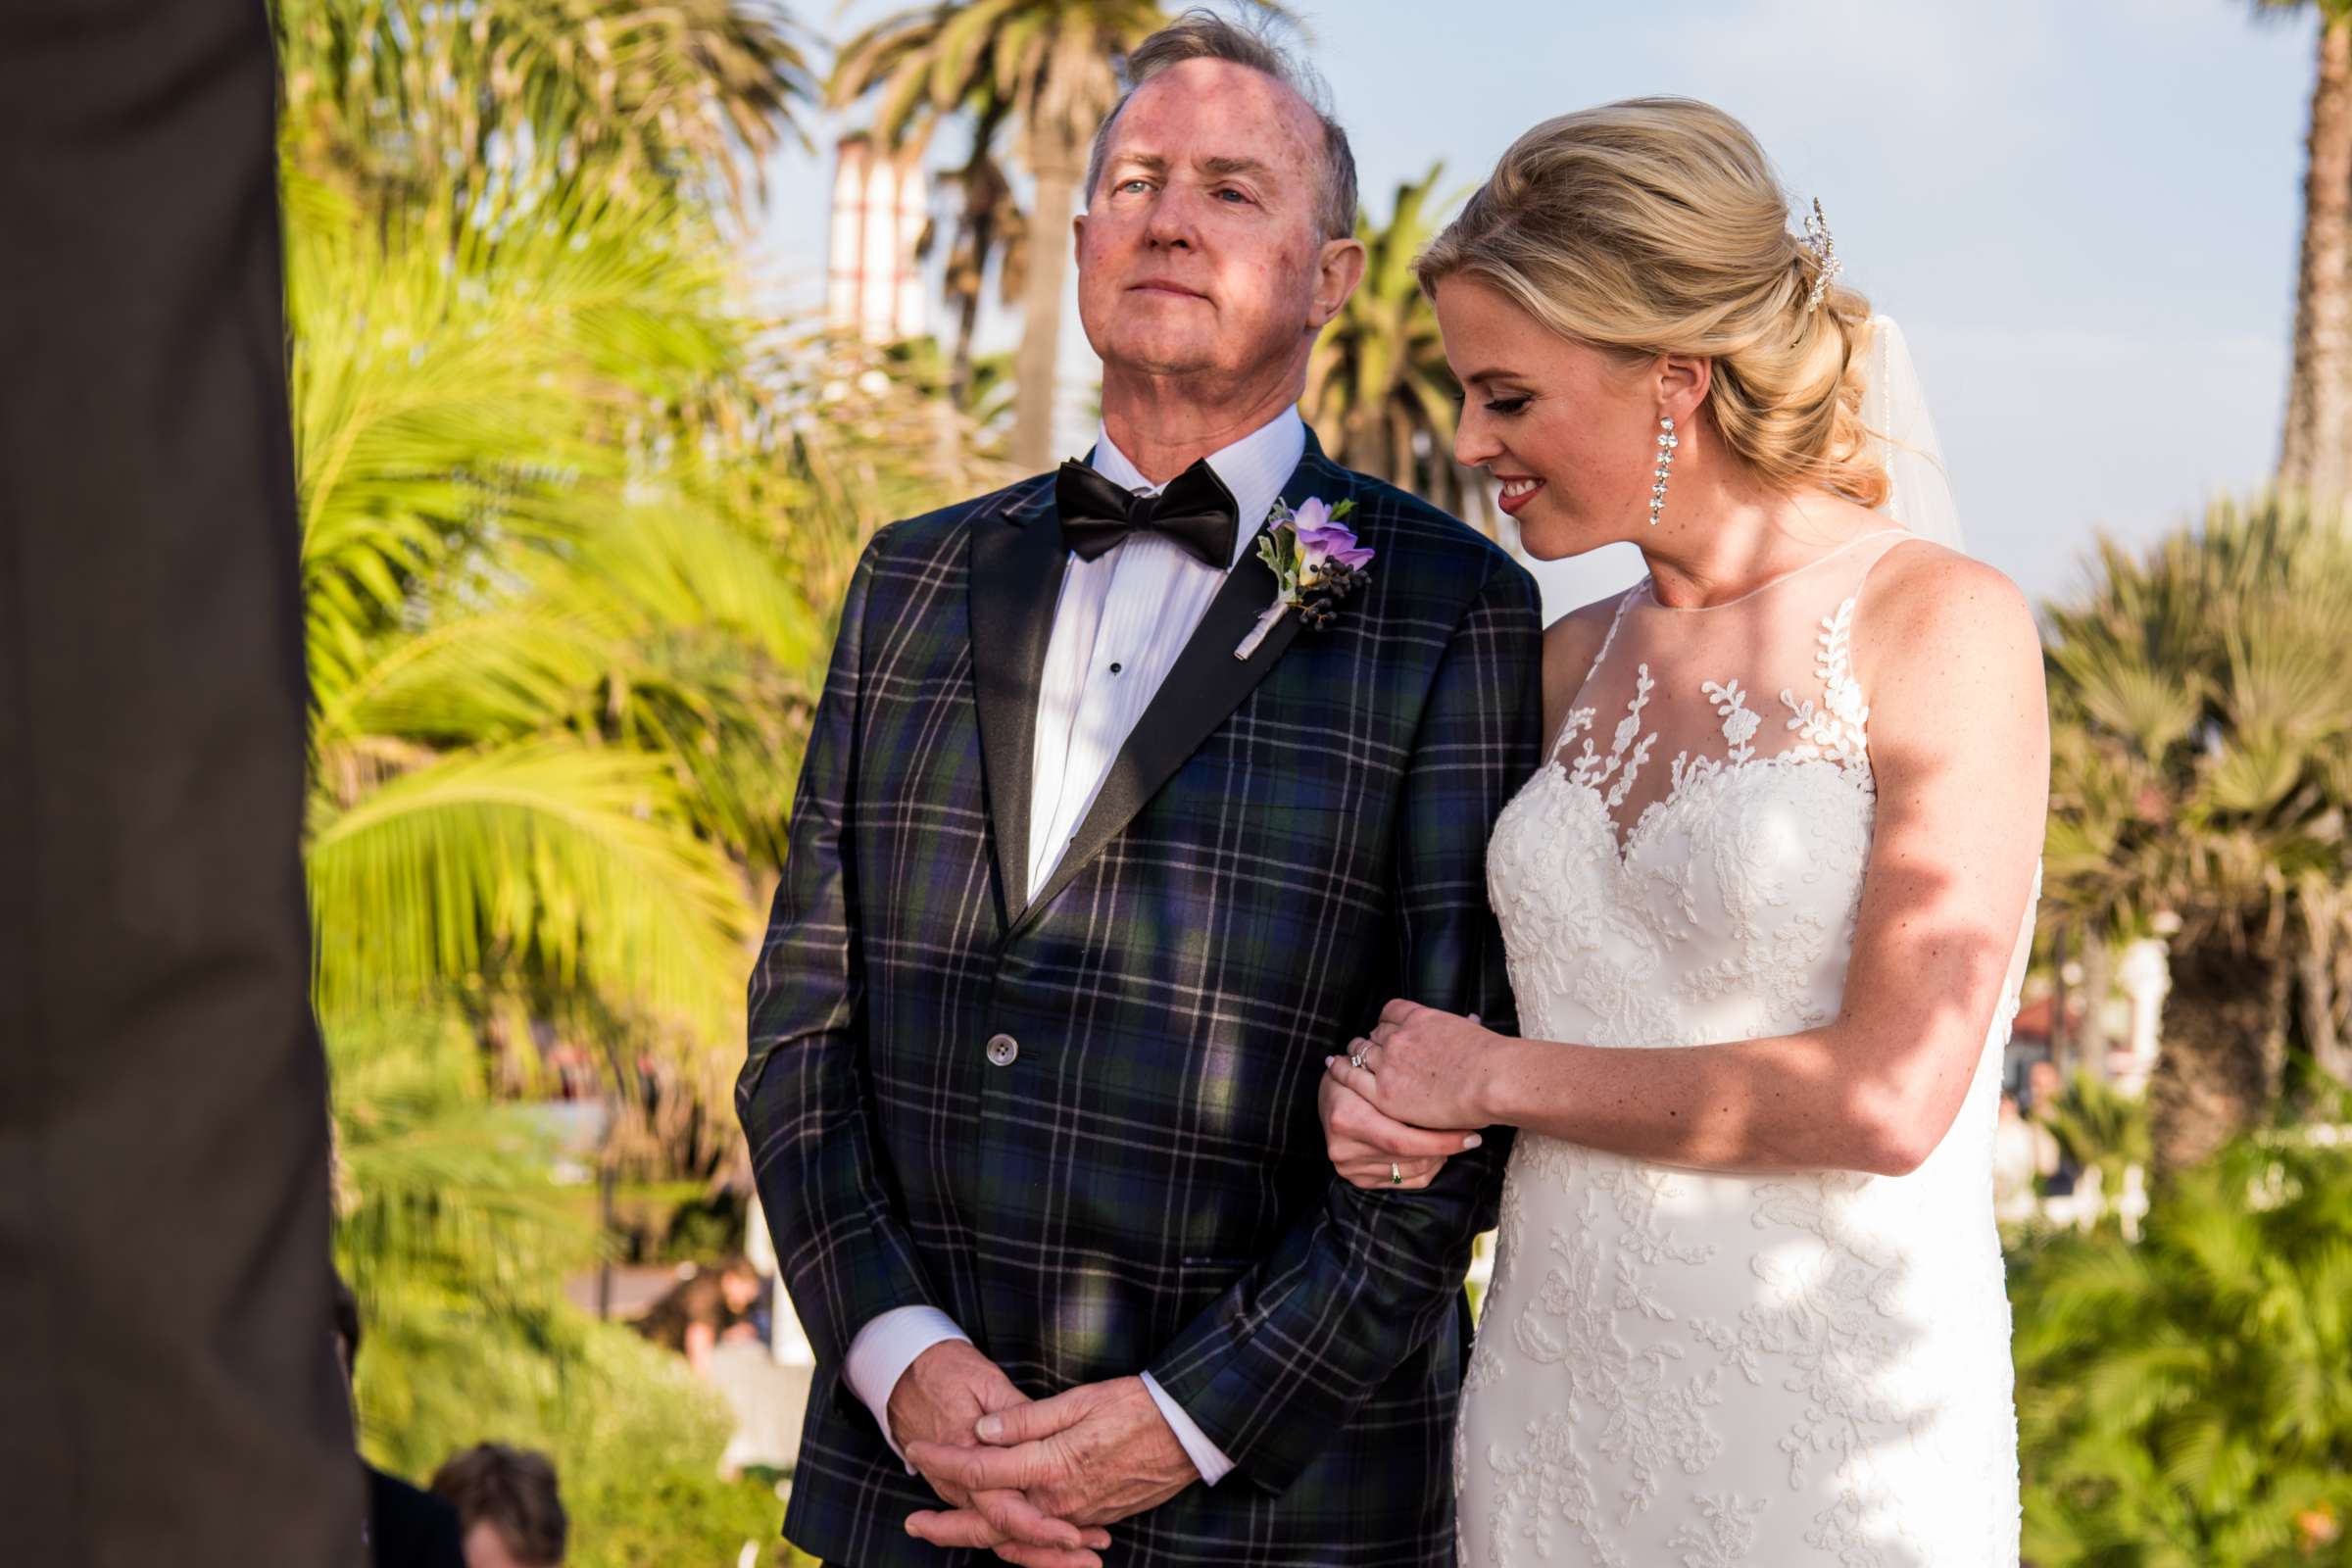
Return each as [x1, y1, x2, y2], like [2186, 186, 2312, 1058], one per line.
[986, 1033, 1020, 1067]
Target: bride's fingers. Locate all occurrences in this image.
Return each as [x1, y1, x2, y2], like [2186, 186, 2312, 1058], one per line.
[1324, 1054, 1487, 1154]
[1319, 1066, 1475, 1155]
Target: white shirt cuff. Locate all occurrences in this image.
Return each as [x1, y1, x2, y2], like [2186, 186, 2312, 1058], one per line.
[1141, 1371, 1235, 1487]
[844, 1305, 970, 1469]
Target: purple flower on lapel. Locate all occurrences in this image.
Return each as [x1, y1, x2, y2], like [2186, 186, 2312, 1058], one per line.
[1233, 496, 1374, 660]
[1290, 497, 1377, 585]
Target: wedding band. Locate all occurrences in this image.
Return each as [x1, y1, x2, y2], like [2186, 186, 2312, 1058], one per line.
[1390, 1161, 1402, 1186]
[1349, 1052, 1367, 1071]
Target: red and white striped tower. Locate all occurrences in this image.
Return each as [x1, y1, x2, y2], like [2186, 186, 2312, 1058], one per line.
[826, 133, 929, 344]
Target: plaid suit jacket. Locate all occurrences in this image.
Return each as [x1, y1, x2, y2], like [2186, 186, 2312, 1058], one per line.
[739, 433, 1543, 1567]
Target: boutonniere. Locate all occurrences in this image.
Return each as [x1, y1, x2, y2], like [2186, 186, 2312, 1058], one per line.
[1232, 497, 1375, 661]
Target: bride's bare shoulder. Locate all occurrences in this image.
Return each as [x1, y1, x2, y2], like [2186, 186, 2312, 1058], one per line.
[1856, 537, 2040, 703]
[1539, 589, 1634, 725]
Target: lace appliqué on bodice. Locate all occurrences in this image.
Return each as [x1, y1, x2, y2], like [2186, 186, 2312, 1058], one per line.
[1563, 586, 1873, 861]
[1459, 531, 2027, 1568]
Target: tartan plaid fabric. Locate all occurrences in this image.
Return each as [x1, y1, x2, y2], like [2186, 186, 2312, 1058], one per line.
[739, 434, 1543, 1567]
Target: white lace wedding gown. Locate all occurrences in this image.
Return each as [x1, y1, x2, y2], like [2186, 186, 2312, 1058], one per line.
[1459, 529, 2031, 1567]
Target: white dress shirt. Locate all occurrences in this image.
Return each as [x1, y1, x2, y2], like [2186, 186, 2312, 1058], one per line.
[841, 407, 1305, 1490]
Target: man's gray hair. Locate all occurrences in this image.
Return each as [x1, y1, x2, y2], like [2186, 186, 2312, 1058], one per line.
[1083, 9, 1359, 241]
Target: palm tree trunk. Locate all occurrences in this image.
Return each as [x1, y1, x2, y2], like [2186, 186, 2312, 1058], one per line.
[2299, 945, 2351, 1086]
[1012, 121, 1083, 470]
[952, 286, 982, 408]
[2280, 15, 2352, 501]
[2079, 927, 2114, 1073]
[2148, 943, 2275, 1173]
[2261, 950, 2294, 1104]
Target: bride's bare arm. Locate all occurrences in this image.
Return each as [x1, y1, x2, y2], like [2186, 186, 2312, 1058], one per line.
[1326, 544, 2048, 1178]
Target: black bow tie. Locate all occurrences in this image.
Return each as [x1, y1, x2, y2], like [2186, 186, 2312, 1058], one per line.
[1054, 458, 1241, 569]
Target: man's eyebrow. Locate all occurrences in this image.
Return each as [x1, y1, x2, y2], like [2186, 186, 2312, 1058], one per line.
[1199, 155, 1274, 179]
[1106, 151, 1169, 174]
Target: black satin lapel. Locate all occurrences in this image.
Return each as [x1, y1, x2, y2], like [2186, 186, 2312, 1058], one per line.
[968, 490, 1069, 922]
[1014, 443, 1354, 929]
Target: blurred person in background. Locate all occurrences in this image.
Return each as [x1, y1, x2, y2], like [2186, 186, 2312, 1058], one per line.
[431, 1444, 569, 1568]
[633, 1253, 764, 1378]
[2027, 1055, 2082, 1196]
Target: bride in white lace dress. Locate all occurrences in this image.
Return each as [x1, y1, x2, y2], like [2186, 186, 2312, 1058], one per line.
[1319, 101, 2046, 1566]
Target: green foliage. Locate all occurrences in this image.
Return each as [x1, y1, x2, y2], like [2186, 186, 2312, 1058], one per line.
[2042, 495, 2352, 1165]
[330, 1013, 595, 1311]
[2012, 1140, 2352, 1564]
[282, 2, 1000, 1074]
[1303, 164, 1491, 529]
[331, 1009, 805, 1566]
[274, 0, 816, 219]
[2043, 495, 2352, 945]
[2043, 1071, 2156, 1204]
[362, 1285, 804, 1567]
[281, 6, 997, 1562]
[286, 144, 826, 1047]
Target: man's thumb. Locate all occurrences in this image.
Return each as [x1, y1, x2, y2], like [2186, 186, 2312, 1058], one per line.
[974, 1389, 1086, 1446]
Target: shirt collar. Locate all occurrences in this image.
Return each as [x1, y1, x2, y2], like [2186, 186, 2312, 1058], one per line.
[1087, 408, 1306, 571]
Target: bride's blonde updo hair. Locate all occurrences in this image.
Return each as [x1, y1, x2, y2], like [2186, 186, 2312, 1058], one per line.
[1417, 97, 1887, 508]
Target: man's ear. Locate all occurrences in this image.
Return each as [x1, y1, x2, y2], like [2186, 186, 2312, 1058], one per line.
[1309, 235, 1366, 329]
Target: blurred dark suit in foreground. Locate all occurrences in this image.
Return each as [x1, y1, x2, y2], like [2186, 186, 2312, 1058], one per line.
[0, 1, 361, 1561]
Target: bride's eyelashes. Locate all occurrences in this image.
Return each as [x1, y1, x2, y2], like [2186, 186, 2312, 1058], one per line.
[1448, 386, 1531, 416]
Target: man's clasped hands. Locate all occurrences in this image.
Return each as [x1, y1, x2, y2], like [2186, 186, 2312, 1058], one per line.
[889, 1340, 1200, 1568]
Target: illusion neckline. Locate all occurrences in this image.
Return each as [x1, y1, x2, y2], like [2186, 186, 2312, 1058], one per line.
[1639, 527, 1909, 614]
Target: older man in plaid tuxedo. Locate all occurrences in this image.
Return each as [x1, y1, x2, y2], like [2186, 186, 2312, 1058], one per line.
[739, 16, 1541, 1568]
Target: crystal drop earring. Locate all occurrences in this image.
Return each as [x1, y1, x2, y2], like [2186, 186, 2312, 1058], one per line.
[1648, 416, 1677, 527]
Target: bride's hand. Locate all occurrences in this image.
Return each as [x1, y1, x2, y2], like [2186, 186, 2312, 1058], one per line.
[1326, 1000, 1510, 1134]
[1319, 1053, 1486, 1193]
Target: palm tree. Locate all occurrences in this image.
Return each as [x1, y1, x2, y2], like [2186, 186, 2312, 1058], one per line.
[277, 13, 979, 1557]
[930, 123, 1028, 405]
[2042, 495, 2352, 1171]
[281, 2, 999, 1104]
[2010, 1138, 2352, 1563]
[275, 0, 817, 219]
[2260, 2, 2352, 501]
[1302, 165, 1493, 532]
[834, 2, 1303, 468]
[289, 170, 797, 1051]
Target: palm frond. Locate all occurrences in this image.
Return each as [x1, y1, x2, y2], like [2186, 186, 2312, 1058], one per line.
[308, 740, 751, 1036]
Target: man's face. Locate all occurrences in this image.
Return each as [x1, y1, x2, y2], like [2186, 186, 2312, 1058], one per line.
[1076, 58, 1357, 385]
[719, 1268, 761, 1314]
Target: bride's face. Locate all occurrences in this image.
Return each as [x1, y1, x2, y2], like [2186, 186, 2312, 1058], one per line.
[1434, 275, 1668, 560]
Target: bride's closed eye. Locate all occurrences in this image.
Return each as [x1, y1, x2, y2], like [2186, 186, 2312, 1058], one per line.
[1483, 397, 1532, 416]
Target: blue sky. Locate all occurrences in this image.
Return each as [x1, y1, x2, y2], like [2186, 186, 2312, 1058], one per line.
[757, 0, 2317, 612]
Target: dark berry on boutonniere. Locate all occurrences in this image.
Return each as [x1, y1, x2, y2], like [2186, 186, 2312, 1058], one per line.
[1233, 497, 1374, 660]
